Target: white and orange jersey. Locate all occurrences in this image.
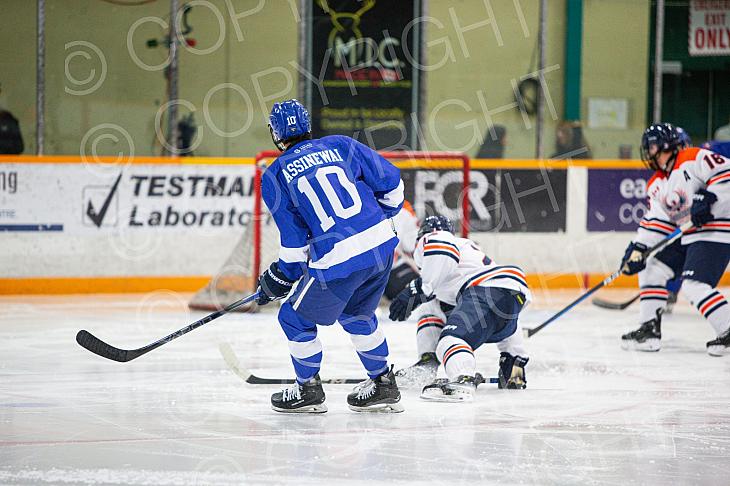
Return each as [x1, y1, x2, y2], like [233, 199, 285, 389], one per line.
[636, 147, 730, 247]
[393, 201, 419, 258]
[413, 230, 531, 306]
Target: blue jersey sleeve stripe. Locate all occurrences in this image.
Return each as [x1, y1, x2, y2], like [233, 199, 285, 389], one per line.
[279, 245, 309, 263]
[378, 179, 404, 207]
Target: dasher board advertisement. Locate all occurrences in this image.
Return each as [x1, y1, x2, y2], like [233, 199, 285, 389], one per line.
[0, 163, 254, 233]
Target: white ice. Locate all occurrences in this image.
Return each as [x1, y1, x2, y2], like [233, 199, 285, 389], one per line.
[2, 290, 730, 485]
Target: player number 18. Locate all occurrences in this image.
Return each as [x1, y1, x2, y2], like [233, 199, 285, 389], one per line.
[704, 153, 726, 169]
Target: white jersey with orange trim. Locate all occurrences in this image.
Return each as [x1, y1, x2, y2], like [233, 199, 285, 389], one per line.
[392, 201, 419, 265]
[413, 230, 531, 306]
[636, 147, 730, 247]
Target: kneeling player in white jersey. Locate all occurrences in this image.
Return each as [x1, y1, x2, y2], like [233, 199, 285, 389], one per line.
[620, 123, 730, 356]
[388, 216, 530, 401]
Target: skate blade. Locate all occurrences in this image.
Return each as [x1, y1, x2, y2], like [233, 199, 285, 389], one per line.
[620, 339, 660, 352]
[271, 403, 328, 414]
[707, 345, 729, 357]
[348, 401, 404, 413]
[420, 388, 474, 402]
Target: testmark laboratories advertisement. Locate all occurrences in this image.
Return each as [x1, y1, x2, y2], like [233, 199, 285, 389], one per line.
[88, 171, 253, 229]
[3, 164, 255, 233]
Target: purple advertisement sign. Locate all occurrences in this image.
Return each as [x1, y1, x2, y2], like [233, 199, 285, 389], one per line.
[587, 169, 653, 232]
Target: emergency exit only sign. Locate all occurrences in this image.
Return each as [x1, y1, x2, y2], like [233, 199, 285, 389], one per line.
[689, 0, 730, 56]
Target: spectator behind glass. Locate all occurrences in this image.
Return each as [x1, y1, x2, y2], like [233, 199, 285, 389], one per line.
[714, 115, 730, 141]
[552, 121, 591, 159]
[0, 110, 24, 154]
[475, 125, 506, 158]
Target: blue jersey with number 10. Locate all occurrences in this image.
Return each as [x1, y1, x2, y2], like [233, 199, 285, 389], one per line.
[261, 135, 404, 281]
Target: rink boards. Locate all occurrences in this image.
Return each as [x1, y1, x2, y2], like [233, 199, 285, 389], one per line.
[1, 155, 727, 293]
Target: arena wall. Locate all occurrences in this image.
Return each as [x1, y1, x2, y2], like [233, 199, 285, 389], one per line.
[4, 154, 718, 295]
[0, 0, 650, 160]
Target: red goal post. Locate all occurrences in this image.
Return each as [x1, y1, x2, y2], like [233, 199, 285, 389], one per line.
[252, 150, 471, 280]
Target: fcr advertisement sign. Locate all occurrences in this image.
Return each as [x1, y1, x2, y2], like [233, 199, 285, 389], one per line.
[587, 169, 653, 232]
[399, 167, 567, 233]
[689, 0, 730, 56]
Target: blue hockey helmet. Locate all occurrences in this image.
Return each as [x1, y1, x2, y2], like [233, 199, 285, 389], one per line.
[674, 125, 692, 148]
[640, 123, 682, 172]
[269, 99, 311, 151]
[417, 215, 454, 241]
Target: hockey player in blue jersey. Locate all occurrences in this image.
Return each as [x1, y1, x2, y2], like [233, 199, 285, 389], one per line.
[256, 99, 405, 413]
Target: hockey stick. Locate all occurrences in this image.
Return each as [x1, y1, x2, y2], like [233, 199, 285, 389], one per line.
[476, 374, 500, 385]
[591, 293, 640, 310]
[76, 293, 259, 362]
[219, 343, 500, 385]
[526, 223, 691, 338]
[219, 343, 363, 384]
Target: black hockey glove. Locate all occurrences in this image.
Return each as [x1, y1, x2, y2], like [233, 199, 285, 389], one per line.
[621, 241, 649, 276]
[388, 277, 434, 321]
[691, 189, 717, 227]
[256, 262, 296, 306]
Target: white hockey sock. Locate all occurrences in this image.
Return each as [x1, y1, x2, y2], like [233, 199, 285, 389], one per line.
[436, 335, 475, 381]
[349, 326, 389, 378]
[639, 286, 669, 322]
[638, 259, 674, 322]
[416, 315, 444, 356]
[682, 279, 730, 335]
[496, 322, 528, 358]
[287, 337, 323, 383]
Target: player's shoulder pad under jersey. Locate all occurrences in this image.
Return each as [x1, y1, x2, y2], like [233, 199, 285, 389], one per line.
[422, 231, 461, 263]
[320, 134, 363, 154]
[260, 160, 282, 193]
[674, 147, 702, 170]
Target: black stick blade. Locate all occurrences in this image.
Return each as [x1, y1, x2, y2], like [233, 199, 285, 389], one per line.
[592, 294, 639, 310]
[245, 374, 363, 385]
[76, 330, 132, 362]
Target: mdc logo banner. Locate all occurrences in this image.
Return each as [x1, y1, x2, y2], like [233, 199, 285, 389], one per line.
[305, 0, 423, 150]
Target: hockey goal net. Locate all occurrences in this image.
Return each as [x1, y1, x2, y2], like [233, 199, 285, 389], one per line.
[188, 150, 470, 312]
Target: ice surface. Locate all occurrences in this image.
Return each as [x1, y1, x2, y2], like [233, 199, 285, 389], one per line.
[2, 290, 730, 485]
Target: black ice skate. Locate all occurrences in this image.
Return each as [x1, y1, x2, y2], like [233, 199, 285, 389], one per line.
[347, 365, 404, 413]
[395, 352, 439, 388]
[498, 352, 528, 389]
[621, 311, 662, 352]
[420, 375, 477, 402]
[271, 374, 327, 413]
[707, 328, 730, 357]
